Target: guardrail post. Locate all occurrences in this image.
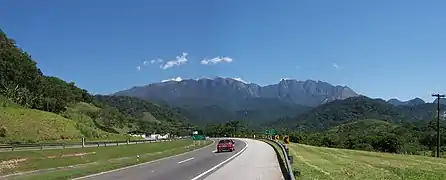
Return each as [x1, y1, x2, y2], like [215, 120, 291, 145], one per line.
[40, 144, 43, 150]
[116, 141, 119, 146]
[82, 138, 85, 148]
[97, 143, 99, 147]
[288, 155, 294, 164]
[127, 138, 130, 144]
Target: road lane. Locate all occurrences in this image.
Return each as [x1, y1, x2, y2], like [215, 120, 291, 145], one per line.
[203, 138, 284, 180]
[74, 139, 247, 180]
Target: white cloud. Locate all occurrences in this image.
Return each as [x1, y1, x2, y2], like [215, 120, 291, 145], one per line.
[332, 63, 341, 69]
[161, 76, 183, 82]
[143, 58, 163, 66]
[233, 77, 248, 84]
[200, 56, 233, 65]
[136, 66, 141, 71]
[160, 52, 189, 69]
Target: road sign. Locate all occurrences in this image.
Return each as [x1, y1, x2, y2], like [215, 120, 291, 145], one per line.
[275, 135, 280, 140]
[284, 136, 290, 144]
[272, 129, 278, 135]
[192, 135, 206, 140]
[265, 129, 278, 136]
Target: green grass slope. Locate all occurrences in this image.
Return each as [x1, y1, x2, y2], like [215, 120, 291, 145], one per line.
[289, 143, 446, 180]
[0, 100, 139, 144]
[0, 107, 82, 143]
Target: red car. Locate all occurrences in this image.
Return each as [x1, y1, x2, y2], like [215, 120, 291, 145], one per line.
[217, 139, 235, 153]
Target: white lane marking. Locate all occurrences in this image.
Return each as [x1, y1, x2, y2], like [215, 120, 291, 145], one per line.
[190, 139, 249, 180]
[212, 150, 217, 153]
[70, 140, 215, 180]
[178, 157, 195, 164]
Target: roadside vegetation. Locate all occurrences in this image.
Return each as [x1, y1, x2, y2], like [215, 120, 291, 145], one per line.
[0, 29, 194, 144]
[0, 140, 212, 179]
[284, 119, 446, 157]
[289, 143, 446, 180]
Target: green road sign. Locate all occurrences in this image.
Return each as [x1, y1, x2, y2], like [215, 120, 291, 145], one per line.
[192, 135, 206, 140]
[265, 129, 278, 136]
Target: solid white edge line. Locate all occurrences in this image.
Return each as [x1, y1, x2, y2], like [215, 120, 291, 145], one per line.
[178, 157, 195, 164]
[190, 138, 249, 180]
[70, 140, 215, 180]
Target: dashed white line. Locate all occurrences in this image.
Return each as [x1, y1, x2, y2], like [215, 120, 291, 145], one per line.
[70, 140, 215, 180]
[178, 157, 195, 164]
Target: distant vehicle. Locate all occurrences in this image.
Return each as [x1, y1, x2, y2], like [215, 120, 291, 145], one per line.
[217, 139, 235, 153]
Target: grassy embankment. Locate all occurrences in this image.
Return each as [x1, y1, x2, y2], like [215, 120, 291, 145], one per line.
[0, 139, 212, 180]
[0, 96, 141, 144]
[289, 143, 446, 180]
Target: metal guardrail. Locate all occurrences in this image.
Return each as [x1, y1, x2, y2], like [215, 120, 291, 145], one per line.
[0, 138, 179, 151]
[263, 138, 296, 180]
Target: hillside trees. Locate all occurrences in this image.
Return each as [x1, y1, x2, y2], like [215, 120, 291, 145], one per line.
[0, 29, 192, 139]
[0, 30, 92, 113]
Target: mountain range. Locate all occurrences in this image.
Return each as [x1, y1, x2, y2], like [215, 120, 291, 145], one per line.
[113, 77, 445, 128]
[387, 97, 446, 106]
[114, 77, 359, 109]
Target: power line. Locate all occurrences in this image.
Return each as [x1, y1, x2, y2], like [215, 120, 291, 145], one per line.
[432, 93, 445, 158]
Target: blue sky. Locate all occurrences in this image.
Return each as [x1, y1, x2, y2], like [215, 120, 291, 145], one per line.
[1, 0, 445, 101]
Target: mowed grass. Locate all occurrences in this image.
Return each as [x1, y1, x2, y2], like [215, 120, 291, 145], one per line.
[0, 101, 140, 144]
[0, 107, 83, 143]
[0, 139, 210, 177]
[289, 143, 446, 180]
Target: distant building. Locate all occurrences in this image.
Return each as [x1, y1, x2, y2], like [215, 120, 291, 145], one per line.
[148, 133, 170, 140]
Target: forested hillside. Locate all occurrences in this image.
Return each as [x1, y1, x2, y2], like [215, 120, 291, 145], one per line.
[271, 96, 445, 131]
[286, 119, 446, 156]
[0, 29, 190, 143]
[262, 95, 446, 156]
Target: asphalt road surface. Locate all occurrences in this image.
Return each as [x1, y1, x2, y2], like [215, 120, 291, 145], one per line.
[73, 139, 248, 180]
[204, 138, 284, 180]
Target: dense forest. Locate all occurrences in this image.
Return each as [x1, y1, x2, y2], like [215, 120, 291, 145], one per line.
[265, 96, 446, 156]
[0, 29, 191, 143]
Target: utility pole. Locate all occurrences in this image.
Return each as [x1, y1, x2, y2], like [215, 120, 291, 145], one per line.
[432, 93, 445, 158]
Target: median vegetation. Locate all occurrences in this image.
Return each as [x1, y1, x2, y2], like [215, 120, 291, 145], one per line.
[1, 140, 212, 180]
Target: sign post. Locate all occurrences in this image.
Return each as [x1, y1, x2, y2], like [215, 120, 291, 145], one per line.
[284, 136, 290, 144]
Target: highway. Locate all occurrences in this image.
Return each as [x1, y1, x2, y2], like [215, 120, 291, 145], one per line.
[72, 138, 284, 180]
[73, 139, 248, 180]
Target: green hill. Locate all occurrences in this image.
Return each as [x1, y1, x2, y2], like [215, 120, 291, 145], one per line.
[271, 96, 446, 132]
[0, 29, 192, 143]
[0, 106, 82, 143]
